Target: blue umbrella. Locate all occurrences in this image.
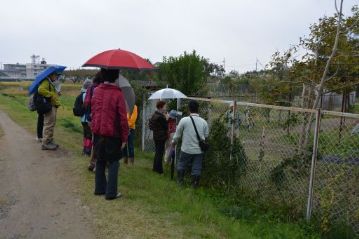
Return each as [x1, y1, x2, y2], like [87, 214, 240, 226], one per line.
[28, 65, 66, 95]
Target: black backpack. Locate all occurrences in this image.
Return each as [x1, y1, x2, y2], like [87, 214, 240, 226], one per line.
[73, 92, 85, 117]
[34, 82, 53, 114]
[34, 93, 52, 114]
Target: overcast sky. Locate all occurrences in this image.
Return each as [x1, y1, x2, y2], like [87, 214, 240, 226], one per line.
[0, 0, 357, 72]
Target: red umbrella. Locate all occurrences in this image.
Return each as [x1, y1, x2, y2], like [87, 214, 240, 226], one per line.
[82, 49, 154, 70]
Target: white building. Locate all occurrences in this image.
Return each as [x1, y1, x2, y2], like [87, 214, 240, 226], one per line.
[0, 63, 51, 80]
[0, 56, 51, 81]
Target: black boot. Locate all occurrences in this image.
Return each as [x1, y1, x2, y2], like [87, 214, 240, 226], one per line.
[192, 175, 200, 189]
[177, 170, 185, 186]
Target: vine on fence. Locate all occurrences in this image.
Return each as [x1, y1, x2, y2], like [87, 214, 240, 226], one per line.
[269, 146, 315, 188]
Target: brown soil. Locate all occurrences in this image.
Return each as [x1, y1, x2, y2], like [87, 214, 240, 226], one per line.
[0, 111, 95, 239]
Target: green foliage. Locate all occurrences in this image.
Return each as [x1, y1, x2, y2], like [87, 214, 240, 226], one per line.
[282, 112, 300, 135]
[270, 150, 312, 188]
[299, 5, 359, 98]
[321, 222, 357, 239]
[63, 69, 98, 83]
[202, 117, 248, 189]
[158, 50, 210, 96]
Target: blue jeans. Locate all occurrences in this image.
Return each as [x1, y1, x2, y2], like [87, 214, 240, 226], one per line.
[123, 129, 135, 158]
[177, 151, 203, 176]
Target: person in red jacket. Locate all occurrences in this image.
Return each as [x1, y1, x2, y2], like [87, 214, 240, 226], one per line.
[91, 69, 129, 200]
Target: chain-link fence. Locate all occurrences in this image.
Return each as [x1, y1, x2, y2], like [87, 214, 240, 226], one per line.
[141, 96, 359, 235]
[313, 111, 359, 236]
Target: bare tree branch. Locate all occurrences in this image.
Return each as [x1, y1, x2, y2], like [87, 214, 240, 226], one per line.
[302, 0, 344, 149]
[335, 0, 339, 14]
[312, 0, 343, 109]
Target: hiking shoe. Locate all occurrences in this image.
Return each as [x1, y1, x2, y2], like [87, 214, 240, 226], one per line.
[49, 140, 59, 148]
[88, 164, 96, 172]
[105, 192, 122, 200]
[41, 143, 58, 150]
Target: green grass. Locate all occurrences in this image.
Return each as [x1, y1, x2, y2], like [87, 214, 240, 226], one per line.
[0, 86, 320, 238]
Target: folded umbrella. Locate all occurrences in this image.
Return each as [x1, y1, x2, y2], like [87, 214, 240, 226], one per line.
[82, 49, 154, 70]
[28, 65, 66, 95]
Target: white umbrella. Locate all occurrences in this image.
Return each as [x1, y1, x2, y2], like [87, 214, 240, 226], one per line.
[148, 87, 187, 100]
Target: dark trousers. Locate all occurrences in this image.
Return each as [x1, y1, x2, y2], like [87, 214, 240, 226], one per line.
[122, 129, 135, 158]
[37, 113, 44, 139]
[153, 140, 165, 174]
[95, 159, 119, 199]
[93, 135, 122, 199]
[177, 151, 203, 176]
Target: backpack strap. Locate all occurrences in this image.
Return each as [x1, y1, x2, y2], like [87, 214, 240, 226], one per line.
[189, 116, 202, 143]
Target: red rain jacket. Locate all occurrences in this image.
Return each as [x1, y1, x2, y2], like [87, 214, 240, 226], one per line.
[90, 83, 129, 143]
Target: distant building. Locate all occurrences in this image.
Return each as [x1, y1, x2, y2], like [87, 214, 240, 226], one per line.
[0, 56, 51, 81]
[3, 63, 27, 79]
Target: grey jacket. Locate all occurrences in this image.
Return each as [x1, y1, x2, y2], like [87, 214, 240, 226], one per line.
[173, 114, 209, 154]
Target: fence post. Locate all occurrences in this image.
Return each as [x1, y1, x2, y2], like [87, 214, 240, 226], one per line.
[141, 94, 146, 152]
[230, 100, 237, 161]
[175, 98, 181, 162]
[207, 99, 212, 129]
[306, 108, 321, 221]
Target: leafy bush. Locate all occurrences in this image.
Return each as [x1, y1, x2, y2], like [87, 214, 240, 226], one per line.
[202, 118, 248, 189]
[269, 146, 315, 188]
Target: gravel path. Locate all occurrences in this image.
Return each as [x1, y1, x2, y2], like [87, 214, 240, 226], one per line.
[0, 111, 95, 239]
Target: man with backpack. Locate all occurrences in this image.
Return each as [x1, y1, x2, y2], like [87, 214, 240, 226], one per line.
[38, 72, 62, 150]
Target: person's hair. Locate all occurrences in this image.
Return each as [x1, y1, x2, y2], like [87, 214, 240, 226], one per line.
[188, 100, 199, 113]
[156, 101, 166, 110]
[93, 71, 104, 84]
[82, 79, 92, 90]
[101, 69, 119, 83]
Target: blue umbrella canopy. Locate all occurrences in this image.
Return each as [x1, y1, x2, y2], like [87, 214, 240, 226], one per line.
[28, 65, 66, 95]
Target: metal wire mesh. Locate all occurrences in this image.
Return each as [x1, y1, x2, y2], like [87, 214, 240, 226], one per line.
[313, 112, 359, 235]
[141, 96, 359, 235]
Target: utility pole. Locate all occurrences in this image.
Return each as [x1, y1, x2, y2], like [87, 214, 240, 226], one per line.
[255, 58, 262, 72]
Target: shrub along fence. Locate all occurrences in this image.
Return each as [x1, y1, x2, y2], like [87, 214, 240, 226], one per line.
[140, 96, 359, 236]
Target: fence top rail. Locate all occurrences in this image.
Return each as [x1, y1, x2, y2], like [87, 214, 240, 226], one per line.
[187, 97, 359, 119]
[187, 97, 317, 113]
[321, 110, 359, 119]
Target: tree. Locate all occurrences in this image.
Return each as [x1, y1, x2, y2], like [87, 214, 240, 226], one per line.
[157, 51, 212, 96]
[299, 1, 359, 149]
[63, 69, 98, 83]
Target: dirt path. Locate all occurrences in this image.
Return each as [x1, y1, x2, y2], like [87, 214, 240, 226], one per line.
[0, 111, 95, 239]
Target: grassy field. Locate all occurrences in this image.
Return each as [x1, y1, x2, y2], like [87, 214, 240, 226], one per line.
[0, 83, 320, 239]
